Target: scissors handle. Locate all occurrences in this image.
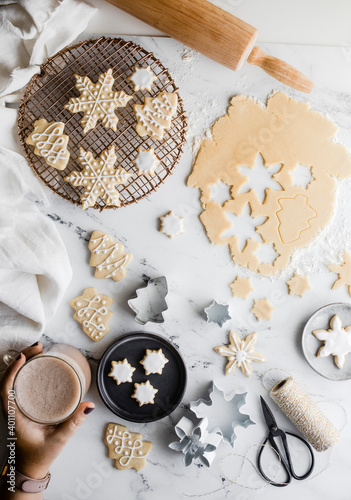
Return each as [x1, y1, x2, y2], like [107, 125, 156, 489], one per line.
[257, 430, 314, 487]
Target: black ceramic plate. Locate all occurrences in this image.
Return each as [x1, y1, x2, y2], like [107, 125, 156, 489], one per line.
[97, 332, 187, 422]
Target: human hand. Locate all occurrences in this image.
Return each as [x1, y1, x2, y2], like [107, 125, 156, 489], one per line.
[0, 343, 95, 481]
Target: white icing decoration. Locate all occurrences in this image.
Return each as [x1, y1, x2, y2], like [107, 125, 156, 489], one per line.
[140, 349, 169, 375]
[129, 66, 157, 91]
[31, 123, 68, 165]
[132, 381, 158, 406]
[314, 314, 351, 369]
[106, 425, 148, 467]
[108, 359, 136, 384]
[90, 234, 129, 278]
[160, 211, 185, 238]
[76, 294, 109, 338]
[135, 93, 177, 139]
[133, 148, 160, 176]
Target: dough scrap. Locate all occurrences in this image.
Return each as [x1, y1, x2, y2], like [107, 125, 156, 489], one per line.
[229, 276, 253, 299]
[328, 250, 351, 297]
[187, 92, 351, 276]
[286, 272, 311, 297]
[251, 298, 274, 321]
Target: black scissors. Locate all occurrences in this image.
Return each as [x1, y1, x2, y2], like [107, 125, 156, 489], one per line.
[257, 396, 315, 487]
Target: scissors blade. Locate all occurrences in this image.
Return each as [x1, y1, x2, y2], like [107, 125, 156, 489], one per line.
[260, 396, 278, 430]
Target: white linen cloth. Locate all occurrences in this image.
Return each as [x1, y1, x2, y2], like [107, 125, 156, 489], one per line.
[0, 0, 96, 363]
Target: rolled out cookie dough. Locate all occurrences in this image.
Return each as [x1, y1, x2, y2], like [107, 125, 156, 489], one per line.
[187, 92, 351, 276]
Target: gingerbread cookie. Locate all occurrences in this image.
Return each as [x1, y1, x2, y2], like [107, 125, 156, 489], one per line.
[89, 231, 132, 281]
[214, 331, 265, 377]
[26, 119, 70, 170]
[128, 66, 157, 91]
[131, 381, 158, 406]
[65, 68, 133, 133]
[108, 359, 135, 385]
[313, 314, 351, 369]
[105, 423, 152, 471]
[64, 146, 132, 210]
[140, 349, 169, 375]
[69, 287, 113, 341]
[134, 92, 177, 139]
[132, 147, 160, 176]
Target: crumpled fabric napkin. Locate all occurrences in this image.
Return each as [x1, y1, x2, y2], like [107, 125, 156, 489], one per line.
[0, 0, 96, 365]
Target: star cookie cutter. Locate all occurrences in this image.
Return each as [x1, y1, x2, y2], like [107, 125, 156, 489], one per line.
[204, 300, 231, 327]
[128, 276, 168, 325]
[190, 382, 255, 446]
[169, 416, 222, 467]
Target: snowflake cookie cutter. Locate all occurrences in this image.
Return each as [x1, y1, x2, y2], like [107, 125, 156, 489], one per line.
[128, 276, 168, 325]
[190, 382, 255, 446]
[169, 416, 222, 467]
[204, 300, 231, 327]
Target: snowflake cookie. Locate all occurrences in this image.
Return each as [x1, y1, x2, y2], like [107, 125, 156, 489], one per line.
[105, 423, 152, 471]
[229, 277, 253, 299]
[88, 230, 132, 281]
[128, 66, 157, 91]
[328, 251, 351, 297]
[131, 381, 158, 406]
[64, 146, 132, 209]
[214, 331, 265, 377]
[140, 349, 169, 375]
[134, 92, 178, 140]
[132, 147, 160, 176]
[313, 314, 351, 369]
[26, 119, 70, 170]
[65, 68, 133, 133]
[69, 287, 113, 341]
[286, 272, 311, 297]
[108, 359, 136, 385]
[160, 211, 184, 238]
[251, 298, 274, 321]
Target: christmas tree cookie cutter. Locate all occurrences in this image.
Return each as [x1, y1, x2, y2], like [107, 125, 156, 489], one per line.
[128, 275, 168, 325]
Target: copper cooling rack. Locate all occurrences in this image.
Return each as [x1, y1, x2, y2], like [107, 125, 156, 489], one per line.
[18, 37, 188, 210]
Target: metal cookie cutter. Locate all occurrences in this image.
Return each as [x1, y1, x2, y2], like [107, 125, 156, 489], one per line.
[128, 276, 168, 325]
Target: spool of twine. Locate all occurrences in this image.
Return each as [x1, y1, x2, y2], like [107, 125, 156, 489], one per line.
[270, 377, 340, 452]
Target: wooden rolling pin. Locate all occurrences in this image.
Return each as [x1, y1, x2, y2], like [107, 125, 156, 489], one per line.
[106, 0, 314, 93]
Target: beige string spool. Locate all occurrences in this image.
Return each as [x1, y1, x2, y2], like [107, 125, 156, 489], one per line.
[270, 377, 340, 452]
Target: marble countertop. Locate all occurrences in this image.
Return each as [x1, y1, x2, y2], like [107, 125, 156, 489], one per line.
[4, 37, 351, 499]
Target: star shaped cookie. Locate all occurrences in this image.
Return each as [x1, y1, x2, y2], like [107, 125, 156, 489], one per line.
[128, 66, 157, 91]
[65, 68, 133, 133]
[214, 331, 265, 377]
[140, 349, 169, 375]
[159, 211, 185, 238]
[108, 359, 136, 385]
[313, 315, 351, 369]
[286, 272, 311, 297]
[132, 147, 160, 176]
[132, 381, 158, 406]
[251, 298, 274, 321]
[64, 146, 132, 209]
[328, 251, 351, 297]
[229, 276, 253, 299]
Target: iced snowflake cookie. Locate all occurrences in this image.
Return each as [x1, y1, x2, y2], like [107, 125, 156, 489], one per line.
[313, 315, 351, 369]
[214, 331, 265, 377]
[89, 231, 132, 281]
[131, 381, 158, 406]
[65, 68, 133, 133]
[69, 287, 113, 341]
[128, 66, 157, 91]
[160, 211, 185, 238]
[132, 147, 160, 176]
[105, 423, 152, 471]
[134, 92, 178, 140]
[26, 119, 70, 170]
[64, 146, 132, 209]
[108, 359, 135, 385]
[140, 349, 169, 375]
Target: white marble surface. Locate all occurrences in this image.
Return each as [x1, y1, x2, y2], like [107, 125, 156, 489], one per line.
[3, 38, 351, 499]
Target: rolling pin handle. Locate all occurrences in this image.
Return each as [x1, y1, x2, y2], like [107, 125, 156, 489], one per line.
[247, 46, 314, 94]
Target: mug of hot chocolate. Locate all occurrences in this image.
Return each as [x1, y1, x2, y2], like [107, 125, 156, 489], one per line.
[3, 344, 91, 425]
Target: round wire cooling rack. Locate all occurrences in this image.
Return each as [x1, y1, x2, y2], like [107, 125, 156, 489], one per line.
[18, 36, 188, 210]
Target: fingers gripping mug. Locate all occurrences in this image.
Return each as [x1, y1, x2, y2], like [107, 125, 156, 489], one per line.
[4, 344, 91, 425]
